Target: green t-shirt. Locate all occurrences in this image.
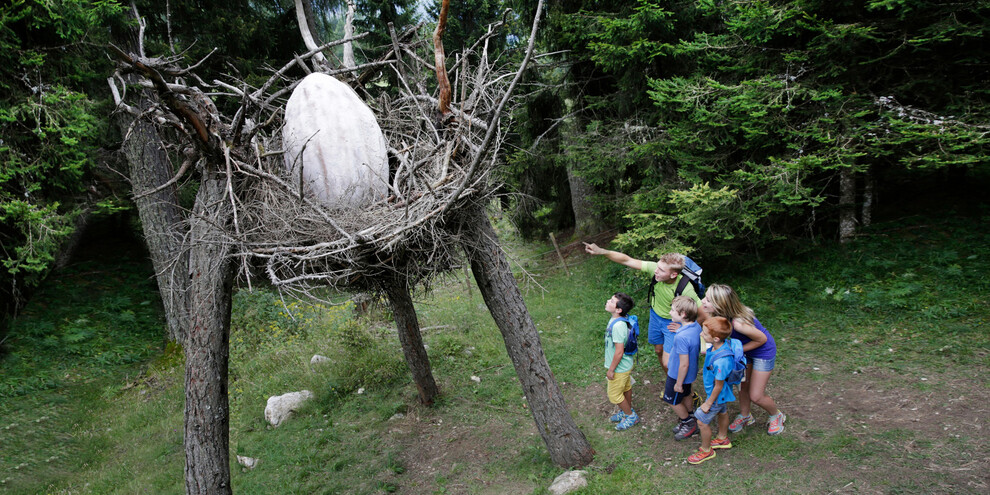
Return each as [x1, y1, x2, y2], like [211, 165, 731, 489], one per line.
[640, 261, 700, 314]
[604, 318, 634, 373]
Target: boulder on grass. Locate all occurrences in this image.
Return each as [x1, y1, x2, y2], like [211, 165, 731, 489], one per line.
[548, 470, 587, 495]
[264, 390, 313, 427]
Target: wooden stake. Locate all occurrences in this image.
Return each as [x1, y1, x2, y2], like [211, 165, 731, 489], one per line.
[549, 233, 570, 276]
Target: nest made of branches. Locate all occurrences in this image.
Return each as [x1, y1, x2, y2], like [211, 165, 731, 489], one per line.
[230, 23, 524, 296]
[111, 5, 540, 299]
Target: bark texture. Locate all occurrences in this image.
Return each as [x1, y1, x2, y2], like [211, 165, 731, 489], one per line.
[839, 166, 857, 243]
[382, 272, 439, 405]
[862, 169, 873, 228]
[183, 177, 235, 494]
[562, 99, 601, 237]
[113, 9, 190, 344]
[119, 115, 190, 343]
[459, 205, 594, 468]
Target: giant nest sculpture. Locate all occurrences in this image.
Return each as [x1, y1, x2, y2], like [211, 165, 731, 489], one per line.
[109, 0, 592, 480]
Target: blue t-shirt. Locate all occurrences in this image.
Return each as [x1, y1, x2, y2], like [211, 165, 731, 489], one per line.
[667, 321, 702, 382]
[702, 341, 738, 405]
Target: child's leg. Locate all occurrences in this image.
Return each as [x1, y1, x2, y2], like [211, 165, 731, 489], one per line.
[608, 371, 634, 415]
[737, 367, 753, 416]
[748, 369, 780, 416]
[672, 391, 693, 419]
[716, 411, 729, 440]
[698, 419, 712, 451]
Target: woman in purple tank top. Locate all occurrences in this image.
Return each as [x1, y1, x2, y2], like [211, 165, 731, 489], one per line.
[700, 284, 786, 436]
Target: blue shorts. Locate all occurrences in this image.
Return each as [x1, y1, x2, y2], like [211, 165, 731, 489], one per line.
[694, 402, 727, 425]
[662, 375, 693, 406]
[648, 308, 676, 352]
[751, 356, 776, 372]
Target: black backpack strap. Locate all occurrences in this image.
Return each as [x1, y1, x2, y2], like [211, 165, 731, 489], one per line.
[674, 274, 689, 297]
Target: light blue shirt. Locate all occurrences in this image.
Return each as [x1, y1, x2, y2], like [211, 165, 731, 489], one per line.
[667, 321, 702, 383]
[604, 318, 634, 373]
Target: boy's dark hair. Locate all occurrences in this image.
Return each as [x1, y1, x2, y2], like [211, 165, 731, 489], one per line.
[614, 292, 634, 317]
[671, 296, 698, 322]
[703, 316, 732, 341]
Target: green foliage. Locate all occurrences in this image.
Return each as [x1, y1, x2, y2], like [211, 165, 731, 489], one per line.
[0, 0, 122, 310]
[515, 0, 989, 255]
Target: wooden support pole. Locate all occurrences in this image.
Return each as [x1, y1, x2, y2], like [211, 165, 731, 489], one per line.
[549, 233, 570, 277]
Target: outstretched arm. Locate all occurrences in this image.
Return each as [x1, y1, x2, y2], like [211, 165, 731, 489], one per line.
[583, 243, 644, 270]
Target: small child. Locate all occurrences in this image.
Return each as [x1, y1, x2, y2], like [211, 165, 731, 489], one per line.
[689, 316, 738, 464]
[665, 296, 704, 440]
[603, 292, 639, 431]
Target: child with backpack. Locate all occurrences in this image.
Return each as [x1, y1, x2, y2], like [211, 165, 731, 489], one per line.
[700, 284, 785, 435]
[602, 292, 640, 431]
[666, 296, 705, 440]
[689, 316, 742, 464]
[583, 244, 703, 372]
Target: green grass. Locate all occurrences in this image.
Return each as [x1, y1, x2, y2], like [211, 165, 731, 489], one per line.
[2, 212, 988, 493]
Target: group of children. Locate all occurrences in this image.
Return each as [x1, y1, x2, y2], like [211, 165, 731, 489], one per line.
[586, 243, 785, 465]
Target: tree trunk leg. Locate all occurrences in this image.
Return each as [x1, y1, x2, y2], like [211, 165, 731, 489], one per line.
[459, 205, 594, 468]
[382, 274, 439, 405]
[184, 178, 234, 494]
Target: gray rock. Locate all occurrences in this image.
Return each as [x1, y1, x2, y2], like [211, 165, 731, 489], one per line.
[548, 470, 587, 495]
[236, 455, 259, 470]
[310, 354, 331, 365]
[264, 390, 313, 427]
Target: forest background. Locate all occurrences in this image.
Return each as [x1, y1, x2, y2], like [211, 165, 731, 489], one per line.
[2, 0, 987, 325]
[0, 0, 988, 492]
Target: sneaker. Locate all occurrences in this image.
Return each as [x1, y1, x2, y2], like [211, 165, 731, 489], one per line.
[673, 419, 698, 440]
[688, 447, 716, 465]
[728, 414, 755, 433]
[710, 437, 732, 449]
[767, 411, 786, 435]
[616, 411, 640, 431]
[610, 411, 627, 423]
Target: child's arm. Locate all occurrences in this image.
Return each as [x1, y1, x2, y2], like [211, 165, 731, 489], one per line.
[583, 243, 643, 270]
[732, 318, 767, 353]
[701, 379, 724, 413]
[607, 343, 624, 380]
[674, 353, 689, 393]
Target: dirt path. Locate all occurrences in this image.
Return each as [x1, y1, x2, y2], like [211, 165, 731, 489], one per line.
[386, 363, 989, 494]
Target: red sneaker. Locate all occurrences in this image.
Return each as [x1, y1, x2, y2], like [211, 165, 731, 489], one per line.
[711, 436, 732, 449]
[688, 447, 716, 465]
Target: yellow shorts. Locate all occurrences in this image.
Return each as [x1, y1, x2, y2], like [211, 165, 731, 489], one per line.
[606, 370, 633, 404]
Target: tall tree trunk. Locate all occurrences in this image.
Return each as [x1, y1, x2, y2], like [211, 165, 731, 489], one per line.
[343, 0, 356, 69]
[861, 168, 873, 228]
[838, 166, 856, 243]
[459, 205, 594, 468]
[183, 176, 235, 494]
[382, 272, 439, 405]
[562, 98, 601, 237]
[114, 6, 189, 344]
[294, 0, 327, 65]
[119, 116, 190, 343]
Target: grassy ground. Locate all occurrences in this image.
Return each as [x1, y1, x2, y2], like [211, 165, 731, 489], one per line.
[2, 211, 988, 494]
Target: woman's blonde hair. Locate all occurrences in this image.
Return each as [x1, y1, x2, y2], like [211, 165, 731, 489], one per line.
[704, 284, 755, 326]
